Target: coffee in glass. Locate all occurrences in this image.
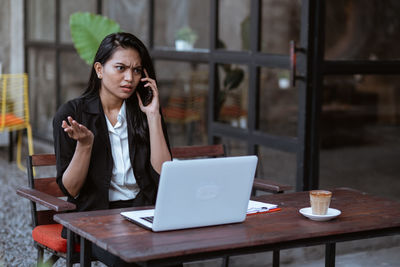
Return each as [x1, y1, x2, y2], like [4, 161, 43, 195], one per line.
[310, 190, 332, 215]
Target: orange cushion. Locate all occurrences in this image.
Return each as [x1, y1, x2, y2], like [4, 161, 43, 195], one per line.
[32, 224, 80, 253]
[2, 113, 25, 126]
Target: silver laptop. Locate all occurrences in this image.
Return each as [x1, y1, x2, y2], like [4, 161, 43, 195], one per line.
[120, 155, 258, 232]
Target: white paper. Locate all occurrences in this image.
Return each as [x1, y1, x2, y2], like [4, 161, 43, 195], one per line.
[247, 200, 278, 214]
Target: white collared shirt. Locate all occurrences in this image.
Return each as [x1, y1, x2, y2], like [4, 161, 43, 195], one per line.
[105, 101, 140, 201]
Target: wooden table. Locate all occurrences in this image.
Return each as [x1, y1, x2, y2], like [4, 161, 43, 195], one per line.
[54, 188, 400, 266]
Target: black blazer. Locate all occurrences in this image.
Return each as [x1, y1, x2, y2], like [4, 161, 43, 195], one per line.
[53, 94, 170, 218]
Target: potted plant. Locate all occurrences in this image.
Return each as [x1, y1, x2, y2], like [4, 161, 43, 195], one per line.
[175, 26, 198, 51]
[278, 71, 290, 90]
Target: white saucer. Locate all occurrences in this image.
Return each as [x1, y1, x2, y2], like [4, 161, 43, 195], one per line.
[299, 207, 341, 221]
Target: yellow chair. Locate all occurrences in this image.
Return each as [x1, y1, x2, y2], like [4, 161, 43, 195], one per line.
[0, 73, 34, 171]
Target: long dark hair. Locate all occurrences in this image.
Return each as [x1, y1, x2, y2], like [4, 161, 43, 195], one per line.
[83, 32, 156, 144]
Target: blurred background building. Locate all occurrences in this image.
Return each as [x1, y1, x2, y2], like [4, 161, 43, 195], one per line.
[1, 0, 400, 266]
[1, 0, 400, 199]
[1, 0, 399, 196]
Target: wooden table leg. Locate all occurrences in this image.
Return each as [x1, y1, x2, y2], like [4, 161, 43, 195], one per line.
[66, 229, 74, 267]
[221, 255, 229, 267]
[325, 242, 336, 267]
[272, 249, 280, 267]
[80, 237, 92, 267]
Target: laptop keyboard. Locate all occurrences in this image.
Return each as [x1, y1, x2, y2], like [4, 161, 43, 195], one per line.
[141, 216, 154, 223]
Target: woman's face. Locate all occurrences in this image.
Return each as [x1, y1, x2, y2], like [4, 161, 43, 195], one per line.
[95, 47, 143, 102]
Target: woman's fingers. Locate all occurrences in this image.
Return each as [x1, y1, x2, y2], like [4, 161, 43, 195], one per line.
[61, 120, 68, 129]
[142, 78, 156, 88]
[143, 82, 158, 98]
[62, 119, 74, 135]
[143, 68, 150, 78]
[78, 123, 90, 134]
[68, 117, 80, 132]
[136, 92, 144, 108]
[141, 69, 158, 93]
[142, 82, 159, 101]
[61, 116, 93, 142]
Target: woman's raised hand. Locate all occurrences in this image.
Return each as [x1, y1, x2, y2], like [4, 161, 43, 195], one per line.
[137, 68, 160, 116]
[62, 116, 94, 146]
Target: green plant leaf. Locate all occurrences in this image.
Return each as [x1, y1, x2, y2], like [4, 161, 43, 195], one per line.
[70, 12, 121, 65]
[224, 68, 244, 90]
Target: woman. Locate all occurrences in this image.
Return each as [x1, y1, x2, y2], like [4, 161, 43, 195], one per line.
[53, 32, 171, 266]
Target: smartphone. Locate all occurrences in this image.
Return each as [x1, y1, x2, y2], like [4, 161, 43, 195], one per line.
[137, 73, 153, 106]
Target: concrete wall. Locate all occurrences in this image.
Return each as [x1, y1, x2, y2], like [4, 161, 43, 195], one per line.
[10, 0, 24, 73]
[0, 0, 24, 74]
[0, 0, 11, 74]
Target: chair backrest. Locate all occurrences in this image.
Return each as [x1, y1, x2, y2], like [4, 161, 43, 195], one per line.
[171, 144, 225, 159]
[27, 154, 64, 227]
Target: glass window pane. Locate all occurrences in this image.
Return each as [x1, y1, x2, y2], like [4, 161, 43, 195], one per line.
[325, 0, 400, 60]
[154, 0, 209, 51]
[103, 0, 149, 45]
[257, 145, 297, 190]
[216, 64, 248, 128]
[258, 68, 298, 137]
[320, 75, 400, 201]
[27, 0, 55, 42]
[155, 61, 209, 147]
[218, 137, 247, 156]
[60, 51, 91, 104]
[218, 0, 250, 51]
[261, 0, 301, 54]
[28, 49, 56, 141]
[60, 0, 97, 43]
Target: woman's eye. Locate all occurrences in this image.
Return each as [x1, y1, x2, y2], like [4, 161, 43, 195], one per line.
[116, 66, 124, 71]
[134, 68, 142, 74]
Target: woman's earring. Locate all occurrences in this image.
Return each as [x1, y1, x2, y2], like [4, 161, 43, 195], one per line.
[98, 74, 102, 79]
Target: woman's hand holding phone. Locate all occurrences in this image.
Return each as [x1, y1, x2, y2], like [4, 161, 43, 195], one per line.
[137, 69, 160, 116]
[137, 70, 153, 106]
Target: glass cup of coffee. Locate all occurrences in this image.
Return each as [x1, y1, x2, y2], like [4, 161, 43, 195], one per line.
[309, 190, 332, 215]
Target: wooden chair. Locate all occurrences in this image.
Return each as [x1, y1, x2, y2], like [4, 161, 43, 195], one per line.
[171, 144, 292, 267]
[16, 154, 81, 266]
[171, 144, 292, 195]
